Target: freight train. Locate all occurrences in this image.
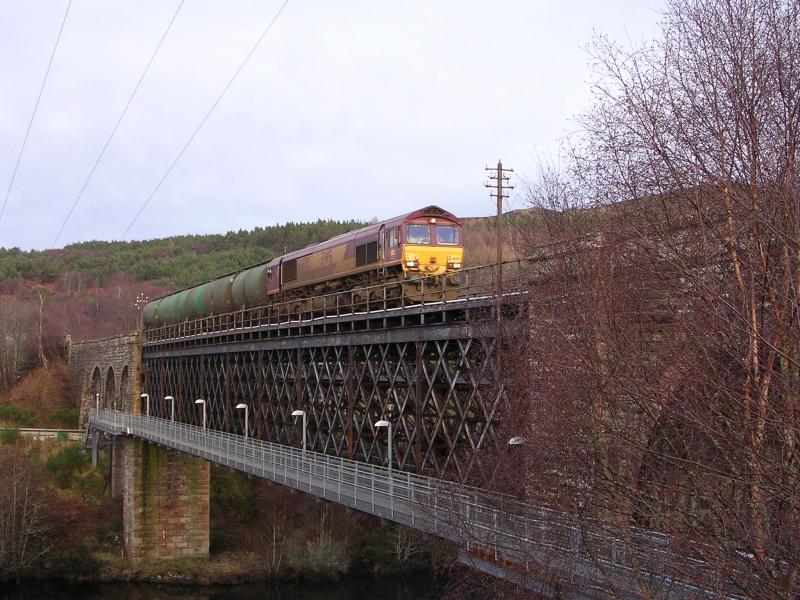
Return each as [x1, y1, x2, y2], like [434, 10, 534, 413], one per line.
[142, 205, 464, 328]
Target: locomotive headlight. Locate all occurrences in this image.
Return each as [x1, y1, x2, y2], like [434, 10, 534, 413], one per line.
[448, 261, 462, 269]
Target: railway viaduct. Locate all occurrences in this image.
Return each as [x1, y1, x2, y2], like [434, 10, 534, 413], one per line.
[72, 263, 731, 597]
[69, 268, 513, 567]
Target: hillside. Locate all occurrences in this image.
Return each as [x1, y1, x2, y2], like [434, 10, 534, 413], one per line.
[0, 219, 367, 290]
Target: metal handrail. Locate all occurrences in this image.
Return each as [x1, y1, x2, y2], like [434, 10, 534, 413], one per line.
[88, 408, 744, 598]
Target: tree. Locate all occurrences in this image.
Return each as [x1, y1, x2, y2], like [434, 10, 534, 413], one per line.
[514, 0, 800, 596]
[0, 445, 49, 578]
[0, 297, 36, 391]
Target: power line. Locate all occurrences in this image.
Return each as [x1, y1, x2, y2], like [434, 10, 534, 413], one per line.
[50, 0, 186, 249]
[0, 0, 72, 226]
[120, 0, 290, 240]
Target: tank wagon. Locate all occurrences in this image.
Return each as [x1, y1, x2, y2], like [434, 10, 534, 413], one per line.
[142, 205, 464, 328]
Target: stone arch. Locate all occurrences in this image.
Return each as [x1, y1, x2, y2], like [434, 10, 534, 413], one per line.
[90, 367, 102, 409]
[119, 366, 130, 413]
[105, 367, 116, 410]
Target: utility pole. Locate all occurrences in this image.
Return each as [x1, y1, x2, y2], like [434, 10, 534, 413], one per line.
[485, 160, 514, 294]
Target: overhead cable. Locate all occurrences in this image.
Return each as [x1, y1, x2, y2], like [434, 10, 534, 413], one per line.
[120, 0, 290, 240]
[0, 0, 73, 226]
[50, 0, 186, 248]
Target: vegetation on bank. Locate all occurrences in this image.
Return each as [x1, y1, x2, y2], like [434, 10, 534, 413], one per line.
[0, 365, 442, 584]
[0, 435, 117, 581]
[0, 433, 443, 584]
[0, 362, 78, 429]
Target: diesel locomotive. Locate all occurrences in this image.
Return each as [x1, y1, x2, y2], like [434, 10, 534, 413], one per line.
[142, 205, 464, 328]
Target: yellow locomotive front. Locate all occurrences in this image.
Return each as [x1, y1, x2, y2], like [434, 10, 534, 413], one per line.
[402, 218, 463, 276]
[397, 214, 463, 300]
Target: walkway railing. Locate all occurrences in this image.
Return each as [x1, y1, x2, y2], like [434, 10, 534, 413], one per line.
[16, 428, 83, 442]
[88, 408, 739, 599]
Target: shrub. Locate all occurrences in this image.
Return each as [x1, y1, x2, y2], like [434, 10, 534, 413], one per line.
[52, 408, 79, 427]
[0, 427, 20, 445]
[48, 547, 100, 578]
[0, 404, 36, 426]
[45, 445, 89, 488]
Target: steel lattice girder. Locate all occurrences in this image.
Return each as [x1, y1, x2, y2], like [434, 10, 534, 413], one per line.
[142, 325, 507, 483]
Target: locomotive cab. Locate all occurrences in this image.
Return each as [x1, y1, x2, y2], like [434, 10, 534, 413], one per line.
[392, 208, 464, 300]
[398, 213, 463, 278]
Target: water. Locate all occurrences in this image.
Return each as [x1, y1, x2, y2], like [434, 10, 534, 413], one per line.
[0, 575, 444, 600]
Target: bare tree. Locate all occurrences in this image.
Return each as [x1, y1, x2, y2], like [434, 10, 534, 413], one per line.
[510, 0, 800, 597]
[0, 445, 50, 579]
[0, 297, 36, 391]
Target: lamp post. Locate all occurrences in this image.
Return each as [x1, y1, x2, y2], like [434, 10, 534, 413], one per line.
[96, 393, 100, 412]
[375, 420, 392, 471]
[375, 419, 394, 514]
[507, 436, 527, 498]
[165, 396, 175, 422]
[292, 410, 307, 456]
[140, 393, 149, 417]
[236, 403, 248, 439]
[195, 399, 206, 429]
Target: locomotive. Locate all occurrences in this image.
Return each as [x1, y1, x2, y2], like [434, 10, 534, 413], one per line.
[142, 205, 464, 328]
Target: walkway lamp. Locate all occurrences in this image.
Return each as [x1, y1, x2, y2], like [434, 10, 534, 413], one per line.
[375, 420, 392, 471]
[165, 396, 175, 421]
[96, 393, 100, 412]
[236, 403, 249, 439]
[291, 410, 307, 456]
[140, 393, 149, 417]
[195, 399, 206, 430]
[507, 436, 527, 499]
[375, 419, 394, 515]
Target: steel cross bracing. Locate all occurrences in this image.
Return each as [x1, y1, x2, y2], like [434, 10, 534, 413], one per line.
[88, 409, 743, 599]
[143, 321, 507, 483]
[140, 262, 538, 483]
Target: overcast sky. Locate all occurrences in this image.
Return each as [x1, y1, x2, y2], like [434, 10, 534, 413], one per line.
[0, 0, 664, 250]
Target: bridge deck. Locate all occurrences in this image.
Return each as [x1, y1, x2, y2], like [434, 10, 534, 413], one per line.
[89, 409, 723, 599]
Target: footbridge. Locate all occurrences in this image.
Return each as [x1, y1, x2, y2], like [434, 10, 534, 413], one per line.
[88, 408, 703, 599]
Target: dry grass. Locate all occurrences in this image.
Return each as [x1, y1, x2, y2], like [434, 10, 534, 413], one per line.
[0, 360, 76, 428]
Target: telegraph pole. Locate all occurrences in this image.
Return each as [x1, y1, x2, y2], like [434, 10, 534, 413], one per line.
[485, 160, 513, 294]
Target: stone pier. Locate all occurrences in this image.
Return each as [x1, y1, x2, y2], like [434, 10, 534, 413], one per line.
[121, 438, 210, 563]
[70, 332, 210, 564]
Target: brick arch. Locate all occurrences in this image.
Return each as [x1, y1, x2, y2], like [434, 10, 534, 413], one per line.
[67, 333, 142, 427]
[120, 366, 130, 413]
[105, 367, 116, 409]
[90, 367, 102, 409]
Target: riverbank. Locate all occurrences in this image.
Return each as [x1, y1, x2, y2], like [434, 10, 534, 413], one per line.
[26, 549, 439, 586]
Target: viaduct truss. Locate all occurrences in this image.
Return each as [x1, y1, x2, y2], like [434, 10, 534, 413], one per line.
[141, 263, 526, 483]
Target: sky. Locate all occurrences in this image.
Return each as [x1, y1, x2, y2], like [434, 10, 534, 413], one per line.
[0, 0, 665, 250]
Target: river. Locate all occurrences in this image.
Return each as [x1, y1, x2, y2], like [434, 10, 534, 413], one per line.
[0, 574, 445, 599]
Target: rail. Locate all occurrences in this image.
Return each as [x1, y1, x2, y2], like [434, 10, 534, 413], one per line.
[88, 408, 742, 598]
[143, 260, 533, 346]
